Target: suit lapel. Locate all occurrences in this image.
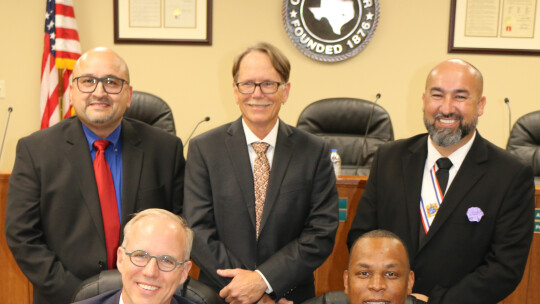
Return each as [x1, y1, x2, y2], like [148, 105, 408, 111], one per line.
[419, 134, 488, 251]
[225, 118, 258, 229]
[64, 118, 106, 243]
[120, 119, 143, 225]
[403, 135, 428, 253]
[259, 121, 294, 231]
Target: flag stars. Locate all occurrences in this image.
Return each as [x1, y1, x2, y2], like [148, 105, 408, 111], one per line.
[47, 20, 55, 31]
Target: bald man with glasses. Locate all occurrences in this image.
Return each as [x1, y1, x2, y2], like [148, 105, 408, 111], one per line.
[5, 47, 185, 304]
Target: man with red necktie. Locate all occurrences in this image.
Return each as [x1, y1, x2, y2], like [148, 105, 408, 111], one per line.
[5, 47, 185, 304]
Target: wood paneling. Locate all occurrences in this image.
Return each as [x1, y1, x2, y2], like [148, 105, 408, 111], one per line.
[0, 173, 32, 304]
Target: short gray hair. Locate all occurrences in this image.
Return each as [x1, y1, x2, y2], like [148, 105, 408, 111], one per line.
[122, 208, 193, 261]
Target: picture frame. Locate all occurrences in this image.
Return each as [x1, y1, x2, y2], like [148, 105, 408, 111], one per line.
[114, 0, 212, 45]
[448, 0, 540, 55]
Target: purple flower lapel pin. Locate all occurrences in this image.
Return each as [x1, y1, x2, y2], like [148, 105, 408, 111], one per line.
[467, 207, 484, 222]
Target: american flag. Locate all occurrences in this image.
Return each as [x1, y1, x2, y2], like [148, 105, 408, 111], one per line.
[40, 0, 81, 129]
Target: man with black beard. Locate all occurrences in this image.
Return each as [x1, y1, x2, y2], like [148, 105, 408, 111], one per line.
[347, 59, 534, 304]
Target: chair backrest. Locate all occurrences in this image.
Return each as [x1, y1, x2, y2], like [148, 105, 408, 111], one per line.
[297, 98, 394, 175]
[124, 91, 176, 135]
[301, 290, 424, 304]
[506, 110, 540, 176]
[71, 270, 222, 304]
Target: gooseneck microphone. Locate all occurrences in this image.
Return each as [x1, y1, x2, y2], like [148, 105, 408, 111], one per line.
[0, 107, 13, 162]
[184, 116, 210, 148]
[357, 93, 381, 168]
[504, 98, 511, 136]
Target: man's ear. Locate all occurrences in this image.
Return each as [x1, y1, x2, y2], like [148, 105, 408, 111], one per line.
[407, 270, 415, 294]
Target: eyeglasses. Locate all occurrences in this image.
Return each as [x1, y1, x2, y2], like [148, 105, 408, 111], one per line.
[73, 76, 128, 94]
[123, 248, 186, 272]
[235, 81, 285, 94]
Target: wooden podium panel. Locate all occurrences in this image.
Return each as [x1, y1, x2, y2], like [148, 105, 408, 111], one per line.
[0, 173, 32, 304]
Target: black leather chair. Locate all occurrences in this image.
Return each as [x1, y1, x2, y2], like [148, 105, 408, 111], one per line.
[71, 270, 222, 304]
[506, 110, 540, 176]
[301, 290, 424, 304]
[297, 98, 394, 175]
[124, 91, 176, 135]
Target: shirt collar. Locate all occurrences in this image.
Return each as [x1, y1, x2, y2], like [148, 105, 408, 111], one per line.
[82, 123, 122, 151]
[426, 130, 476, 170]
[242, 119, 279, 148]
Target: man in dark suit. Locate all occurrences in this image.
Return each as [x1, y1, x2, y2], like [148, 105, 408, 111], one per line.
[74, 208, 193, 304]
[345, 230, 424, 304]
[184, 42, 338, 304]
[347, 59, 535, 303]
[5, 47, 184, 304]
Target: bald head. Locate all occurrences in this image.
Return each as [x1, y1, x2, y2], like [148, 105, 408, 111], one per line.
[426, 59, 483, 96]
[73, 47, 130, 82]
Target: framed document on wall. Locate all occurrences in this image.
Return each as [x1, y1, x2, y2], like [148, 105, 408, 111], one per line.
[448, 0, 540, 55]
[114, 0, 212, 45]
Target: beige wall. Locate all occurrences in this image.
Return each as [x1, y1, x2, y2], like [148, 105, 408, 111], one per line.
[1, 1, 539, 171]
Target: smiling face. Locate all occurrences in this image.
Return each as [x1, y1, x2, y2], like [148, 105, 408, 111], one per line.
[70, 47, 132, 138]
[422, 59, 486, 151]
[233, 50, 290, 139]
[117, 216, 191, 304]
[344, 237, 414, 304]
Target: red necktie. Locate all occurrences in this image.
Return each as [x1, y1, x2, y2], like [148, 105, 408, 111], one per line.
[93, 140, 120, 269]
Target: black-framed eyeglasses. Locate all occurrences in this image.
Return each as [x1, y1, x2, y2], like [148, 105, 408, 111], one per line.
[73, 76, 129, 94]
[123, 248, 186, 272]
[235, 81, 285, 94]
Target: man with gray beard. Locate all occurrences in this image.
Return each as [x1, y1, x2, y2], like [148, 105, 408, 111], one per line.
[347, 59, 534, 304]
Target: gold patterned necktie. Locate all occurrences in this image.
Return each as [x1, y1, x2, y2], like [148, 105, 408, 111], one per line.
[252, 142, 270, 240]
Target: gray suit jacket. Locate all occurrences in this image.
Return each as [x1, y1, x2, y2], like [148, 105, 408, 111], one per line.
[5, 117, 185, 304]
[348, 133, 535, 304]
[184, 118, 338, 303]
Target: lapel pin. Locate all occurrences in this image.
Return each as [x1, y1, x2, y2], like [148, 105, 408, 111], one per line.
[467, 207, 484, 222]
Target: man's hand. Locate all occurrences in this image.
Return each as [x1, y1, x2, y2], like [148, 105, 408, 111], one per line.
[411, 293, 429, 302]
[218, 268, 267, 304]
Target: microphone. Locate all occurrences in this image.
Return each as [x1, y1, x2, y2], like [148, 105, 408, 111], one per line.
[184, 116, 210, 148]
[356, 93, 381, 169]
[0, 107, 13, 162]
[504, 98, 511, 136]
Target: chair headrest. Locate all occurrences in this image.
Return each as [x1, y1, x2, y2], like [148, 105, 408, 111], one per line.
[124, 91, 176, 135]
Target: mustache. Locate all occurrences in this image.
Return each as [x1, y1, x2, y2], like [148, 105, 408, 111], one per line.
[434, 113, 463, 120]
[86, 97, 111, 105]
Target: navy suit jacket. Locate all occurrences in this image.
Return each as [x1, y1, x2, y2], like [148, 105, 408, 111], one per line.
[5, 117, 184, 304]
[348, 133, 535, 304]
[74, 289, 192, 304]
[184, 118, 338, 303]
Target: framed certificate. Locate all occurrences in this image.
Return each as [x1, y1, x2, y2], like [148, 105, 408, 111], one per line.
[114, 0, 212, 45]
[448, 0, 540, 55]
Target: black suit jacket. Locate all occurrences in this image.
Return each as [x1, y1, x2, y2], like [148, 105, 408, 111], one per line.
[5, 117, 185, 304]
[347, 133, 535, 304]
[73, 288, 191, 304]
[184, 118, 338, 303]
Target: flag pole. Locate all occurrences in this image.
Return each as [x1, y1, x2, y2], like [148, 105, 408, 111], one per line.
[58, 68, 64, 121]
